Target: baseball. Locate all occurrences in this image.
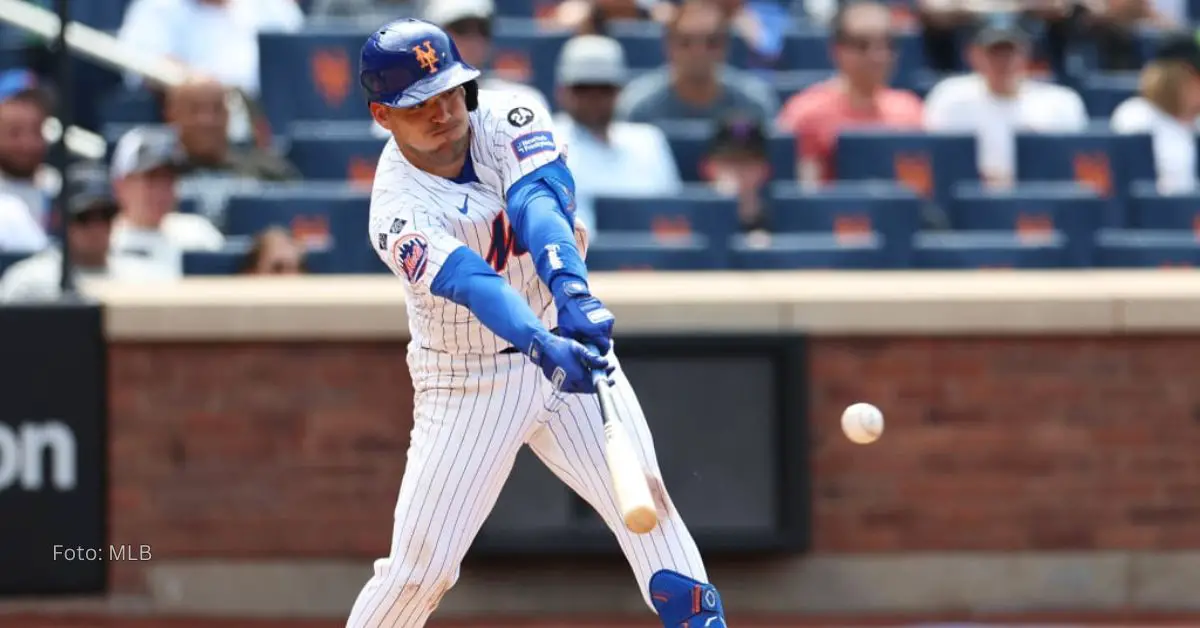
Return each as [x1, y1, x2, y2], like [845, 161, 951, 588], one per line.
[841, 402, 884, 444]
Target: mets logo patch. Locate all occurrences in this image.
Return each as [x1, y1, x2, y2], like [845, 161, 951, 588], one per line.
[511, 131, 556, 161]
[392, 232, 430, 283]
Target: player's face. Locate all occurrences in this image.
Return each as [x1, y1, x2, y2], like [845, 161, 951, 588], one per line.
[372, 86, 469, 158]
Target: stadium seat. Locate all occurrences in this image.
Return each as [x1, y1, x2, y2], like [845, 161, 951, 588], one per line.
[491, 25, 572, 98]
[221, 184, 381, 274]
[257, 30, 368, 128]
[1080, 73, 1139, 119]
[660, 121, 796, 182]
[731, 27, 924, 84]
[98, 88, 162, 125]
[0, 251, 31, 277]
[585, 232, 721, 271]
[770, 70, 836, 103]
[1128, 184, 1200, 231]
[285, 122, 386, 185]
[769, 182, 921, 266]
[183, 245, 335, 275]
[1014, 131, 1154, 204]
[1094, 229, 1200, 267]
[593, 189, 740, 244]
[834, 130, 977, 209]
[912, 230, 1077, 268]
[949, 182, 1110, 265]
[729, 232, 891, 269]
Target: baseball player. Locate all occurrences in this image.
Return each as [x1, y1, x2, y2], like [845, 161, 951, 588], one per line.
[346, 18, 728, 628]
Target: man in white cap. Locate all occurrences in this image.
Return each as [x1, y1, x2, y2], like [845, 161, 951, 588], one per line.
[107, 126, 225, 277]
[553, 34, 682, 236]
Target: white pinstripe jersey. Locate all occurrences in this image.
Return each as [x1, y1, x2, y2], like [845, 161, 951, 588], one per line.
[368, 89, 587, 358]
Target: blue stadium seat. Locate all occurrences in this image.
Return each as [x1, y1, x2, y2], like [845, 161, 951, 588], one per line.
[221, 184, 381, 274]
[1094, 229, 1200, 267]
[769, 182, 921, 266]
[1014, 131, 1155, 205]
[913, 231, 1077, 268]
[183, 246, 335, 275]
[491, 25, 571, 98]
[257, 30, 367, 128]
[286, 122, 386, 183]
[585, 232, 720, 271]
[98, 88, 162, 125]
[1129, 185, 1200, 230]
[834, 130, 977, 209]
[949, 182, 1109, 265]
[771, 70, 836, 103]
[729, 232, 891, 269]
[593, 189, 740, 244]
[0, 251, 32, 277]
[1080, 73, 1139, 119]
[660, 121, 796, 182]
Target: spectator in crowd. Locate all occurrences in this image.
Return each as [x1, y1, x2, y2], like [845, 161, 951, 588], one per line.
[308, 0, 418, 25]
[1090, 0, 1182, 70]
[425, 0, 550, 109]
[0, 69, 54, 229]
[615, 0, 778, 123]
[108, 127, 225, 277]
[553, 34, 683, 236]
[923, 12, 1087, 187]
[239, 226, 308, 275]
[776, 0, 924, 186]
[167, 78, 299, 181]
[116, 0, 305, 98]
[1111, 30, 1200, 193]
[701, 111, 770, 242]
[0, 192, 48, 253]
[0, 179, 170, 302]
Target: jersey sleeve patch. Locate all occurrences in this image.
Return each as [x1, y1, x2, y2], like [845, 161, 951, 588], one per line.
[511, 131, 556, 161]
[392, 232, 431, 284]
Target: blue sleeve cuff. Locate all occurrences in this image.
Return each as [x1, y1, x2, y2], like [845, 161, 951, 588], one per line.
[504, 158, 590, 299]
[431, 247, 547, 353]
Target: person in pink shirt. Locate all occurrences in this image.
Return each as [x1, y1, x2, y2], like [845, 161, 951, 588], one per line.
[775, 0, 923, 186]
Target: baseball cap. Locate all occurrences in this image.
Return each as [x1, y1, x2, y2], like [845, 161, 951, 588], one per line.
[0, 69, 38, 103]
[1153, 30, 1200, 70]
[424, 0, 494, 26]
[971, 12, 1028, 47]
[556, 35, 628, 87]
[708, 112, 767, 159]
[109, 126, 184, 181]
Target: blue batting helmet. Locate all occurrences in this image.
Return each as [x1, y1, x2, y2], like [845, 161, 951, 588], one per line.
[359, 18, 481, 109]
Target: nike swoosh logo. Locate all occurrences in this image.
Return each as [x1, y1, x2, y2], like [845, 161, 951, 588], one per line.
[458, 195, 469, 215]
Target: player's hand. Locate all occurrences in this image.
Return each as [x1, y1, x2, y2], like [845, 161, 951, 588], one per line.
[553, 280, 615, 355]
[528, 330, 613, 394]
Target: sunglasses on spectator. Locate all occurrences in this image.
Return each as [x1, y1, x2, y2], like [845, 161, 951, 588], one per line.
[671, 32, 725, 49]
[569, 84, 620, 93]
[446, 18, 491, 38]
[838, 35, 895, 52]
[71, 208, 117, 226]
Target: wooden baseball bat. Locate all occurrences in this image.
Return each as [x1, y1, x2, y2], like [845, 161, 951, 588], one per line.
[588, 346, 659, 535]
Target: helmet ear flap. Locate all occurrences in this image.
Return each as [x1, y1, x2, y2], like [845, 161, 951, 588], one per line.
[464, 80, 479, 111]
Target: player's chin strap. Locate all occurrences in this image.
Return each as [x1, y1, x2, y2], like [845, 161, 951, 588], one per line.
[649, 570, 728, 627]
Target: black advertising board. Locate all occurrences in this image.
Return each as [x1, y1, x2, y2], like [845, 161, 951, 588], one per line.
[0, 303, 107, 595]
[476, 335, 810, 556]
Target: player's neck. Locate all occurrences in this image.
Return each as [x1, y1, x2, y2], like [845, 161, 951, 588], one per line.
[399, 140, 470, 180]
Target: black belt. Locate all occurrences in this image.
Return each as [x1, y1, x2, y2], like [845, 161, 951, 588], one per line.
[499, 327, 558, 354]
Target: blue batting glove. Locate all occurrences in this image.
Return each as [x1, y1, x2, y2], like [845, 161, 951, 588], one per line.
[528, 330, 612, 394]
[553, 279, 615, 355]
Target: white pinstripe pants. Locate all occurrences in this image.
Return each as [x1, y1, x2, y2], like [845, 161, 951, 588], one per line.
[344, 349, 708, 627]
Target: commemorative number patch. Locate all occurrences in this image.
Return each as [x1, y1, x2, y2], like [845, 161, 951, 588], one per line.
[392, 232, 430, 284]
[511, 131, 556, 161]
[507, 106, 534, 127]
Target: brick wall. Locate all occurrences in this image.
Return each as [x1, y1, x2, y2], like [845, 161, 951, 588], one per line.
[106, 337, 1200, 593]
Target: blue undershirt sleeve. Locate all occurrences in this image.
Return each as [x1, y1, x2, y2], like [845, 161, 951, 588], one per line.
[504, 158, 590, 298]
[430, 246, 547, 353]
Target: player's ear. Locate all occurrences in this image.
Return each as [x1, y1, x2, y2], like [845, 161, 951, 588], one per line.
[368, 103, 392, 131]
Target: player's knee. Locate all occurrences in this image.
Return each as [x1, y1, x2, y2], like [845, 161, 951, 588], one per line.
[648, 569, 726, 627]
[372, 552, 460, 610]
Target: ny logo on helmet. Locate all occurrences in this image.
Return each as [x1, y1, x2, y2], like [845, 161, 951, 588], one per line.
[413, 41, 440, 73]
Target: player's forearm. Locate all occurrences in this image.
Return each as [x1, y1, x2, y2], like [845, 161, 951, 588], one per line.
[431, 247, 549, 354]
[506, 169, 590, 299]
